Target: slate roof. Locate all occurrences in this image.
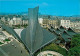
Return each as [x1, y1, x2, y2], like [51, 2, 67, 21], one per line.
[61, 31, 71, 42]
[59, 26, 65, 32]
[20, 6, 57, 56]
[66, 28, 77, 36]
[55, 28, 62, 35]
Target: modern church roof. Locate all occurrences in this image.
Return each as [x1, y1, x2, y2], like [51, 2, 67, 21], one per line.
[20, 6, 57, 56]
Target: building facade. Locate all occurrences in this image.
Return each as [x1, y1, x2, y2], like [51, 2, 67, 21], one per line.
[42, 19, 59, 28]
[60, 19, 70, 28]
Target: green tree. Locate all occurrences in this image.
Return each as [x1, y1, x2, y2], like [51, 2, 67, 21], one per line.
[68, 34, 80, 56]
[0, 42, 3, 45]
[42, 43, 67, 56]
[71, 34, 80, 47]
[68, 46, 80, 56]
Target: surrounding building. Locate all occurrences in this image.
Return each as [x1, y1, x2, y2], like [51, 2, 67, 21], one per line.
[41, 19, 49, 28]
[12, 17, 22, 25]
[60, 19, 70, 28]
[48, 26, 77, 49]
[38, 18, 43, 25]
[22, 19, 28, 25]
[70, 21, 80, 32]
[48, 19, 60, 28]
[1, 17, 6, 23]
[9, 19, 13, 26]
[42, 19, 60, 28]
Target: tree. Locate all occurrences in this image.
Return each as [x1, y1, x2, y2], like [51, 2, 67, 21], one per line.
[71, 34, 80, 47]
[42, 43, 67, 56]
[68, 34, 80, 56]
[68, 46, 80, 56]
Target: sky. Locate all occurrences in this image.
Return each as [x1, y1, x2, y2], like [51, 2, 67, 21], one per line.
[0, 0, 80, 16]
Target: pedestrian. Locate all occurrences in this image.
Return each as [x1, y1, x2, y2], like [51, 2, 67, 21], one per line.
[21, 50, 22, 53]
[12, 44, 14, 46]
[15, 46, 16, 48]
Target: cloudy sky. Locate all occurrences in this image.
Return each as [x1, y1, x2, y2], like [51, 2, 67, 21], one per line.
[0, 0, 80, 16]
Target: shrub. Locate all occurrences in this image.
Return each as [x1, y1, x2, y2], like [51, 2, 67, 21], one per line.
[0, 42, 3, 45]
[4, 39, 10, 41]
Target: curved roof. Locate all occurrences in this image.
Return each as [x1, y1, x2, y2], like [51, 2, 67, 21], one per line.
[20, 6, 57, 56]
